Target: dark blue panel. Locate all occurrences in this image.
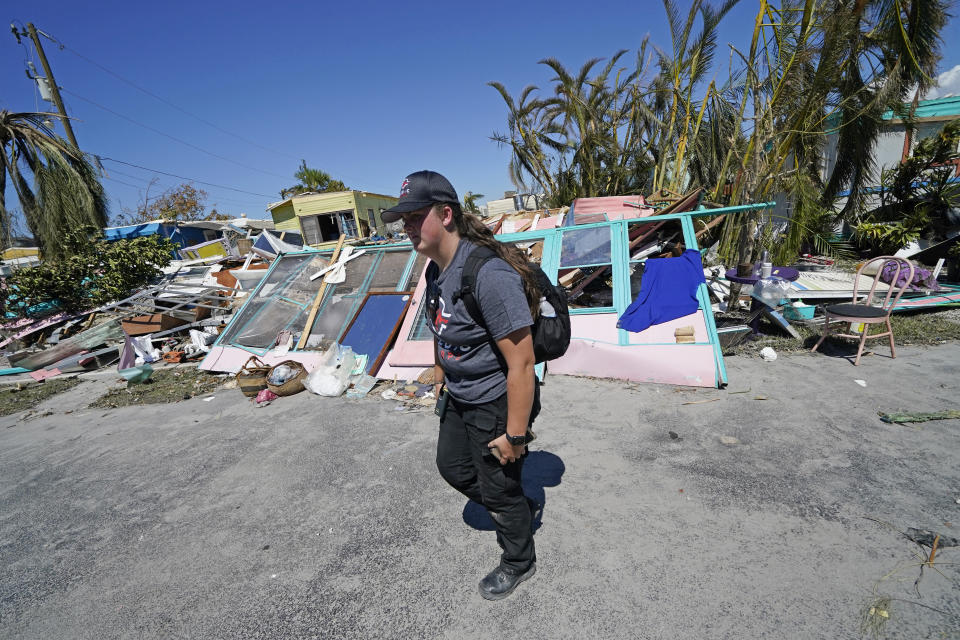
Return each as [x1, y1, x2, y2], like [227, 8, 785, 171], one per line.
[340, 293, 412, 374]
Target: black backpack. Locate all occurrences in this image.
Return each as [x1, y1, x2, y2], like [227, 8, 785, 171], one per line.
[426, 245, 570, 364]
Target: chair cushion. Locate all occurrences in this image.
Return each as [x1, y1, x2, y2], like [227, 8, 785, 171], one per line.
[825, 303, 887, 318]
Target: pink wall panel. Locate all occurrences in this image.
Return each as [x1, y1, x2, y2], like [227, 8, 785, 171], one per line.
[549, 340, 717, 387]
[569, 313, 621, 343]
[625, 310, 707, 345]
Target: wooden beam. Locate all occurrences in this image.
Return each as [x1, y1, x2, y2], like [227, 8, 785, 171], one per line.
[296, 235, 345, 350]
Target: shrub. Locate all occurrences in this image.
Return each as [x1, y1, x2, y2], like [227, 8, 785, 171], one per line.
[1, 227, 177, 319]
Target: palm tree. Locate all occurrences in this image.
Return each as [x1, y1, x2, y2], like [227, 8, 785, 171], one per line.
[489, 0, 948, 267]
[280, 160, 347, 198]
[714, 0, 949, 265]
[463, 191, 485, 215]
[0, 110, 107, 260]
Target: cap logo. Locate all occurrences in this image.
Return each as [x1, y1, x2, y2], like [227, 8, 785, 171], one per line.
[399, 178, 411, 198]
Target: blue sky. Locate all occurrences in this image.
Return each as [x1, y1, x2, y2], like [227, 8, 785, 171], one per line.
[4, 0, 960, 226]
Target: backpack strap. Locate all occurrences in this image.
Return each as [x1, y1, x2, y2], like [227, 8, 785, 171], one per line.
[453, 245, 508, 371]
[453, 245, 498, 332]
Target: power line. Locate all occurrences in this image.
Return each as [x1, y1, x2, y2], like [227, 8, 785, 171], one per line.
[96, 156, 277, 198]
[61, 88, 289, 180]
[37, 29, 300, 162]
[102, 175, 147, 190]
[102, 166, 269, 208]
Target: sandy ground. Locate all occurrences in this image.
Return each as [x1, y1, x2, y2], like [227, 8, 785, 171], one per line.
[1, 344, 958, 639]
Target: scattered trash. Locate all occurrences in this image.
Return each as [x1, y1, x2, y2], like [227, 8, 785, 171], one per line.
[668, 431, 680, 440]
[904, 527, 959, 549]
[119, 364, 153, 384]
[254, 388, 278, 407]
[131, 334, 161, 364]
[719, 435, 739, 445]
[203, 396, 215, 402]
[860, 596, 893, 638]
[265, 360, 307, 396]
[162, 350, 185, 364]
[682, 398, 719, 405]
[267, 364, 297, 386]
[752, 277, 792, 307]
[878, 409, 960, 424]
[854, 379, 867, 387]
[345, 374, 377, 398]
[759, 347, 777, 361]
[189, 328, 217, 352]
[28, 368, 62, 382]
[380, 389, 397, 400]
[236, 356, 270, 398]
[304, 347, 356, 397]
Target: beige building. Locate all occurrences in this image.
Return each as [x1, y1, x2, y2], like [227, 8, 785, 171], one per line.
[266, 190, 399, 248]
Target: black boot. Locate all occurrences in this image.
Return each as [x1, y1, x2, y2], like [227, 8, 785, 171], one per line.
[478, 563, 536, 600]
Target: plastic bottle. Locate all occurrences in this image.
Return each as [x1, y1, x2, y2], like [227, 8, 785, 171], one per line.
[539, 296, 556, 318]
[760, 249, 772, 278]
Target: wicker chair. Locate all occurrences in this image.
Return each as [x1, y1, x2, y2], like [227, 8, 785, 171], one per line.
[810, 256, 915, 366]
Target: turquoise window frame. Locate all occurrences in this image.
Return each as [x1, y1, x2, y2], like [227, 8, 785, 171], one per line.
[213, 251, 326, 356]
[214, 244, 419, 356]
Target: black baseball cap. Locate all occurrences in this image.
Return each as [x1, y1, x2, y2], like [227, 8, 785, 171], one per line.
[381, 170, 459, 222]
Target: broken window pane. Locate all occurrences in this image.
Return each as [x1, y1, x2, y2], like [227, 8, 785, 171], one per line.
[220, 253, 328, 348]
[560, 265, 614, 309]
[305, 252, 377, 343]
[629, 262, 644, 298]
[330, 253, 376, 296]
[560, 227, 611, 267]
[406, 299, 434, 341]
[627, 219, 684, 261]
[255, 254, 316, 296]
[400, 252, 428, 290]
[310, 293, 358, 343]
[369, 250, 413, 290]
[229, 297, 302, 349]
[515, 240, 545, 265]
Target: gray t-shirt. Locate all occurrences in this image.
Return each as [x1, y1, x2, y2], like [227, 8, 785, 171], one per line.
[428, 239, 533, 404]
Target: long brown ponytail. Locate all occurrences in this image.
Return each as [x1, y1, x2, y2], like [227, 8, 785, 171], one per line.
[439, 202, 541, 318]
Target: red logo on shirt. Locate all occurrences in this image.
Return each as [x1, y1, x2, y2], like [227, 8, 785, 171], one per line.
[433, 296, 451, 335]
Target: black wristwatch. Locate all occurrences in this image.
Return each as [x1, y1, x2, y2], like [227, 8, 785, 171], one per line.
[506, 433, 527, 446]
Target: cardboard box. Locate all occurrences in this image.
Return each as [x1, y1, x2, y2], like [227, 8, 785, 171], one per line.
[121, 313, 188, 336]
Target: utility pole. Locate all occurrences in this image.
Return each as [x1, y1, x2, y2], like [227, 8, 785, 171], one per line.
[21, 23, 81, 149]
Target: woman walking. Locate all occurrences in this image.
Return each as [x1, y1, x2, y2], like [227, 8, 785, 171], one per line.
[381, 170, 541, 600]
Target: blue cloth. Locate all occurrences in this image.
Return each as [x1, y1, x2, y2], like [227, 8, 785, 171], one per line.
[617, 249, 706, 332]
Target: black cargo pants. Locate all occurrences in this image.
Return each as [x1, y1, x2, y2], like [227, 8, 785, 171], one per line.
[436, 385, 540, 572]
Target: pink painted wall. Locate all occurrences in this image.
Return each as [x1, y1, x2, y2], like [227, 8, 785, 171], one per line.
[625, 310, 707, 344]
[388, 265, 434, 367]
[549, 340, 717, 387]
[549, 311, 717, 387]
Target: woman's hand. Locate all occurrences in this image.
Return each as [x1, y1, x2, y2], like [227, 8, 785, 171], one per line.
[488, 434, 526, 465]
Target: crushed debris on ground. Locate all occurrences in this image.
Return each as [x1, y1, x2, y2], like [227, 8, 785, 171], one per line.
[89, 366, 226, 408]
[720, 307, 960, 357]
[0, 377, 83, 416]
